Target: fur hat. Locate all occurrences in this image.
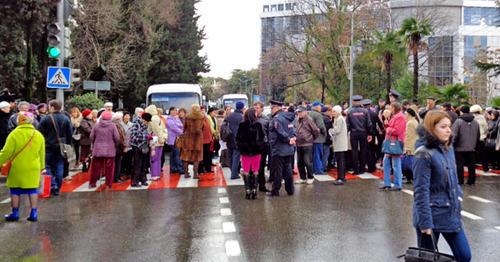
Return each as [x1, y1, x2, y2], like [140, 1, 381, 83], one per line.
[101, 111, 112, 120]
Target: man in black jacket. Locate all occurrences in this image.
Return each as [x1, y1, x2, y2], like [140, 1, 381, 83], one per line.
[38, 100, 73, 196]
[346, 95, 372, 175]
[0, 101, 12, 149]
[362, 99, 384, 172]
[227, 102, 244, 179]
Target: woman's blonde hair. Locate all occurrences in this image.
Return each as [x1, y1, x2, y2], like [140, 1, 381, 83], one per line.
[191, 104, 201, 112]
[70, 107, 81, 118]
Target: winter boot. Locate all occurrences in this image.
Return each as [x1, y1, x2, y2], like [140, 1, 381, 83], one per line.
[183, 162, 190, 178]
[242, 173, 251, 199]
[249, 171, 257, 199]
[4, 207, 19, 222]
[27, 208, 38, 222]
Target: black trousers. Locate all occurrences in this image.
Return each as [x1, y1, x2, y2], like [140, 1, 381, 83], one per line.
[297, 146, 314, 180]
[367, 140, 378, 172]
[476, 141, 489, 172]
[132, 147, 148, 185]
[114, 152, 123, 182]
[335, 151, 346, 180]
[258, 145, 269, 190]
[455, 151, 476, 185]
[271, 155, 294, 195]
[376, 134, 385, 161]
[199, 143, 212, 173]
[350, 133, 368, 174]
[122, 150, 133, 176]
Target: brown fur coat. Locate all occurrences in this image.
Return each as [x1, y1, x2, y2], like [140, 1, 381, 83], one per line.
[180, 110, 205, 162]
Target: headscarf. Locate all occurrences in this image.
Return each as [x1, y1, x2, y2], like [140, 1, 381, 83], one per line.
[17, 111, 35, 125]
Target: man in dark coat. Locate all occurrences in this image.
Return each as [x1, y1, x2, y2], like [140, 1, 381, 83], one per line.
[362, 99, 384, 172]
[254, 101, 271, 192]
[346, 95, 372, 175]
[0, 101, 12, 149]
[452, 106, 480, 185]
[268, 100, 296, 196]
[227, 101, 245, 179]
[38, 100, 73, 196]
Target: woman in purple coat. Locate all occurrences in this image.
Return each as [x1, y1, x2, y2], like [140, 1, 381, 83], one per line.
[167, 107, 184, 174]
[89, 111, 120, 188]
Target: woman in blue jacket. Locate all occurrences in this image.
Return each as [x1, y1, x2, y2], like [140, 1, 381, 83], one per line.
[412, 110, 471, 262]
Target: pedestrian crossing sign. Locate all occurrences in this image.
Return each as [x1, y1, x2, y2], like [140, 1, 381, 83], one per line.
[47, 66, 71, 89]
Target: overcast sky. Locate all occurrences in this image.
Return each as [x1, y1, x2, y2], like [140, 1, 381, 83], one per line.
[196, 0, 262, 79]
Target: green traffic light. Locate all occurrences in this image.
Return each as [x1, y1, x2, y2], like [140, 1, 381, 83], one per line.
[47, 47, 61, 58]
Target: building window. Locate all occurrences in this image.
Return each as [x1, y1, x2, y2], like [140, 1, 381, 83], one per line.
[463, 35, 488, 83]
[286, 3, 292, 10]
[271, 5, 277, 12]
[278, 4, 284, 11]
[263, 5, 269, 12]
[464, 7, 497, 26]
[293, 3, 297, 10]
[428, 36, 454, 86]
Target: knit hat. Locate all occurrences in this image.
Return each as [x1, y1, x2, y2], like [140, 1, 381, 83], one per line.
[101, 111, 112, 120]
[0, 101, 9, 109]
[37, 103, 47, 110]
[333, 105, 342, 114]
[142, 112, 152, 122]
[312, 101, 322, 107]
[17, 111, 34, 125]
[82, 109, 92, 118]
[236, 101, 244, 110]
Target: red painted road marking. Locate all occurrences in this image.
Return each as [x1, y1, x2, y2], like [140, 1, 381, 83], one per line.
[149, 169, 181, 189]
[61, 172, 90, 192]
[199, 165, 227, 187]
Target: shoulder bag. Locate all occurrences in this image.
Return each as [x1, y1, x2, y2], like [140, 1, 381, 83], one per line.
[50, 115, 76, 162]
[1, 131, 36, 176]
[398, 233, 456, 261]
[382, 131, 404, 155]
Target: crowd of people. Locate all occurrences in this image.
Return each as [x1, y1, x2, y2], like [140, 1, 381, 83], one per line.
[1, 90, 500, 261]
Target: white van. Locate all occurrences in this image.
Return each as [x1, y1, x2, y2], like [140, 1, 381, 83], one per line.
[146, 84, 202, 112]
[222, 94, 248, 109]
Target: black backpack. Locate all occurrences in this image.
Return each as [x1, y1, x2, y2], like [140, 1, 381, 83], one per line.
[220, 120, 232, 143]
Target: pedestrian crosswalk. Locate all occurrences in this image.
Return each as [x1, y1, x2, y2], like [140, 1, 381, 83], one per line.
[59, 165, 500, 193]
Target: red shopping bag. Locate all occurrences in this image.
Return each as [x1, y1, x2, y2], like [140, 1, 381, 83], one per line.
[39, 173, 51, 198]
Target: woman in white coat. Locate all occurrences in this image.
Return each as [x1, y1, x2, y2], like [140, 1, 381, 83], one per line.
[329, 105, 348, 185]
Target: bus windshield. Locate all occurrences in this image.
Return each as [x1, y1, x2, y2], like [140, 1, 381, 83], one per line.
[149, 93, 200, 112]
[223, 98, 248, 109]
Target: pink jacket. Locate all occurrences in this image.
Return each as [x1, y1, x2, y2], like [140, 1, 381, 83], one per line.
[385, 112, 407, 142]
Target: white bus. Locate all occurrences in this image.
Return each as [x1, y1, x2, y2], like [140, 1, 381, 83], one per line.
[146, 84, 202, 112]
[222, 94, 248, 109]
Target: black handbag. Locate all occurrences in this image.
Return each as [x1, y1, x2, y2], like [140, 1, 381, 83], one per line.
[398, 233, 456, 261]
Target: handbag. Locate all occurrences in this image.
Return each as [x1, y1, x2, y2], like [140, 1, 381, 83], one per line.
[382, 132, 404, 155]
[72, 129, 81, 141]
[398, 233, 456, 261]
[1, 131, 36, 176]
[50, 115, 76, 162]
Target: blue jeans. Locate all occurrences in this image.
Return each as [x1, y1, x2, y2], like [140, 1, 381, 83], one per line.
[169, 145, 184, 173]
[417, 229, 471, 262]
[322, 144, 331, 171]
[228, 147, 241, 179]
[383, 156, 402, 188]
[46, 148, 64, 192]
[312, 143, 324, 174]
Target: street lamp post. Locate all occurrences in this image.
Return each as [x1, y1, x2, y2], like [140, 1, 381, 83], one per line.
[349, 8, 354, 107]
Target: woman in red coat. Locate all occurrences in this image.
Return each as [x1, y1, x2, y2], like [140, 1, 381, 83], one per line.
[380, 102, 407, 191]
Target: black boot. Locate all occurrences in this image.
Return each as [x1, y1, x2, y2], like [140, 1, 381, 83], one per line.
[243, 174, 251, 199]
[249, 171, 257, 200]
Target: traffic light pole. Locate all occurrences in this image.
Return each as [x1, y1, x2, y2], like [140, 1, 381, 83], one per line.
[56, 0, 65, 106]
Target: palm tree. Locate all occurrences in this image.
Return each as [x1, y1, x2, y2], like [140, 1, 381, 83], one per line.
[398, 17, 432, 97]
[372, 31, 406, 102]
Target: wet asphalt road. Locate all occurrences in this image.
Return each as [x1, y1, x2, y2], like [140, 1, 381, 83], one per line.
[0, 176, 499, 261]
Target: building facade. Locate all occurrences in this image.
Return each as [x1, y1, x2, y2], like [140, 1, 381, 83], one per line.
[390, 0, 500, 102]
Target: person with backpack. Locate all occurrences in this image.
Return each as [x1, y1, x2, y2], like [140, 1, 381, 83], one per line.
[236, 108, 266, 199]
[38, 100, 72, 196]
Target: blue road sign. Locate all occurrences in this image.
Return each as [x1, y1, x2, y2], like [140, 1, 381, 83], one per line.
[47, 66, 71, 89]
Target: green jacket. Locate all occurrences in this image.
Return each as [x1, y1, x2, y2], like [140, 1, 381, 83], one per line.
[0, 124, 45, 189]
[308, 110, 326, 143]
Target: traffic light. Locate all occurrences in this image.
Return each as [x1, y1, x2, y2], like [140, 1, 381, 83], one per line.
[47, 23, 61, 59]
